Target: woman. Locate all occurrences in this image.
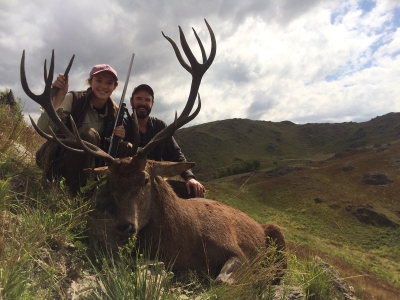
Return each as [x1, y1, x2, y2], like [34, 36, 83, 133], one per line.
[36, 64, 127, 195]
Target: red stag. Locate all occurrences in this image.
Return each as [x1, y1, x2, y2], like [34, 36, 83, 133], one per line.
[21, 19, 286, 284]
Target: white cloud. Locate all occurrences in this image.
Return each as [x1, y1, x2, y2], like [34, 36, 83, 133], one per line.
[1, 0, 400, 127]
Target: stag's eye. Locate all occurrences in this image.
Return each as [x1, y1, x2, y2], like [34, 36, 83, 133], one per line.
[143, 173, 151, 185]
[137, 173, 150, 186]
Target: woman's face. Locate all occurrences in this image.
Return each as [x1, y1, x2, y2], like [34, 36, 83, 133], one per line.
[89, 71, 117, 102]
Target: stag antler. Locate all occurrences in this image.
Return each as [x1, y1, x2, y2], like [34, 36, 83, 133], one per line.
[21, 50, 114, 158]
[21, 50, 78, 143]
[137, 18, 216, 157]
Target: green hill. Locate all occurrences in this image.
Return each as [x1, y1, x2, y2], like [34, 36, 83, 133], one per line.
[175, 113, 400, 180]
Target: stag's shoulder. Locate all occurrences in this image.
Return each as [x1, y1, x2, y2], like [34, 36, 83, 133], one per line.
[183, 198, 248, 214]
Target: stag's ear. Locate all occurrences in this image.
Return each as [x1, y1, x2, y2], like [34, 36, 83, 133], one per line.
[150, 161, 195, 177]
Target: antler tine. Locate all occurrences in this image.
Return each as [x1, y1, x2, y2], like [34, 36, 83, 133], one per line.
[48, 126, 84, 154]
[20, 50, 53, 101]
[29, 114, 85, 154]
[29, 114, 55, 141]
[161, 19, 216, 77]
[177, 19, 216, 121]
[138, 112, 178, 158]
[139, 94, 201, 158]
[202, 19, 217, 68]
[28, 114, 99, 156]
[179, 19, 216, 72]
[162, 31, 192, 74]
[68, 116, 116, 165]
[20, 50, 76, 141]
[50, 54, 75, 99]
[173, 93, 202, 128]
[44, 59, 48, 82]
[192, 28, 207, 63]
[131, 109, 140, 155]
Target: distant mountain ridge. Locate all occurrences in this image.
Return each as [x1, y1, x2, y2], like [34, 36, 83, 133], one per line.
[174, 112, 400, 180]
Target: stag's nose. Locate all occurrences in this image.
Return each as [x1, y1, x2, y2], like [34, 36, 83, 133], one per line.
[116, 223, 137, 237]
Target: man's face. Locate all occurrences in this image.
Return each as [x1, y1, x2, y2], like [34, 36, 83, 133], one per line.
[130, 90, 153, 119]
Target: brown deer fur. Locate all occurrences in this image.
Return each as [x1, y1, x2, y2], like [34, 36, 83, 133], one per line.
[106, 157, 287, 283]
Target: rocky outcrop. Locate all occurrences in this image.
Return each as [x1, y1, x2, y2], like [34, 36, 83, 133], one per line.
[264, 165, 306, 178]
[361, 173, 393, 185]
[313, 256, 360, 300]
[332, 148, 367, 158]
[347, 204, 399, 228]
[339, 164, 354, 171]
[273, 286, 304, 299]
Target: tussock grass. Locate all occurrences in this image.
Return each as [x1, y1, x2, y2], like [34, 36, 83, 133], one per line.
[289, 255, 343, 300]
[0, 180, 91, 298]
[209, 247, 286, 300]
[87, 238, 175, 299]
[0, 97, 91, 298]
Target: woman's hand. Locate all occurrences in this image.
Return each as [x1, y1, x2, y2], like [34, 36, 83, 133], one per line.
[113, 125, 126, 139]
[51, 74, 69, 110]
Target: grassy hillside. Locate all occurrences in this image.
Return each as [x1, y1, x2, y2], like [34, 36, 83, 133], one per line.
[175, 113, 400, 180]
[206, 141, 400, 299]
[1, 95, 399, 299]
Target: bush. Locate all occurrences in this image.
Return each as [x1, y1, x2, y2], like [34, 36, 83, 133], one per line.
[217, 159, 261, 178]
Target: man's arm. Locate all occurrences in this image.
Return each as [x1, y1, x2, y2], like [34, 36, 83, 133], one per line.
[161, 135, 205, 197]
[161, 135, 194, 179]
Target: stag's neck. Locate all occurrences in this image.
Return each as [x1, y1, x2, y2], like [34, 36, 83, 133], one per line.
[143, 176, 188, 235]
[137, 176, 188, 258]
[153, 176, 183, 214]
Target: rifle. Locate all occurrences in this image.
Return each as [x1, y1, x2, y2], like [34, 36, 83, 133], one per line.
[105, 53, 135, 159]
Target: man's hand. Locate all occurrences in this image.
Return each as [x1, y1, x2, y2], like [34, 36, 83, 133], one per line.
[186, 177, 205, 198]
[51, 74, 69, 110]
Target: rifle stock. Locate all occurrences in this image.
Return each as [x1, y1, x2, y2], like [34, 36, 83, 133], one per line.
[107, 103, 127, 157]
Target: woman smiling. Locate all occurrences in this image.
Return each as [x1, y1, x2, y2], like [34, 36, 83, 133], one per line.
[36, 64, 128, 195]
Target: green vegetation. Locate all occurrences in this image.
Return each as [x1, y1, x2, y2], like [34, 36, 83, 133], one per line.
[1, 91, 399, 299]
[205, 140, 400, 298]
[87, 238, 174, 299]
[215, 159, 261, 179]
[175, 114, 400, 181]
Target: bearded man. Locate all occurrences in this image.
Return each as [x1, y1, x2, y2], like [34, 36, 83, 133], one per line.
[124, 84, 205, 198]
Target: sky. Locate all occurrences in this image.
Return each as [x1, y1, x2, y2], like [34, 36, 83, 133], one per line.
[1, 0, 400, 127]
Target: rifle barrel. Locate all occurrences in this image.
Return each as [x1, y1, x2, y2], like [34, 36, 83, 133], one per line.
[118, 53, 135, 107]
[107, 53, 135, 157]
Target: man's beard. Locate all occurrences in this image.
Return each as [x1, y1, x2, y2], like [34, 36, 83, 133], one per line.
[135, 105, 151, 119]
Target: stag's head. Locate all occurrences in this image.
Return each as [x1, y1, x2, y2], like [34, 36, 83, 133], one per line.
[22, 20, 216, 238]
[106, 157, 195, 237]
